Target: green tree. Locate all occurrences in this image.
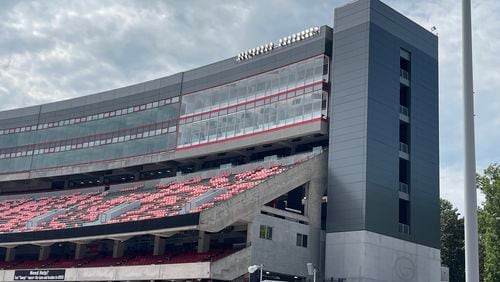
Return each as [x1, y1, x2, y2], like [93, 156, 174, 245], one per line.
[477, 164, 500, 281]
[440, 198, 465, 282]
[478, 207, 487, 281]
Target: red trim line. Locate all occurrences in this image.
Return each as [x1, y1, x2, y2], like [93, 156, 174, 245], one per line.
[177, 117, 326, 151]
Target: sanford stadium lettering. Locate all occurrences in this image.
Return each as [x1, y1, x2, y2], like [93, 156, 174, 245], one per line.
[14, 269, 65, 281]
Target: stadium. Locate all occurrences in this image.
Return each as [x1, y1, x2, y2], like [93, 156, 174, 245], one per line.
[0, 0, 440, 281]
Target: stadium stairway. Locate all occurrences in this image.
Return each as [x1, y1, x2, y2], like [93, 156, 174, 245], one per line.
[198, 151, 326, 232]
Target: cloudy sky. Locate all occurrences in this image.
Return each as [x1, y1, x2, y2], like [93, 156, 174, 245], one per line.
[0, 0, 498, 214]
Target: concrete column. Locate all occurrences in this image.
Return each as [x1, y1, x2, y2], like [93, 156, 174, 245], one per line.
[112, 240, 125, 258]
[38, 245, 51, 261]
[306, 169, 327, 282]
[5, 247, 16, 262]
[153, 236, 166, 256]
[75, 243, 87, 260]
[246, 220, 255, 248]
[197, 231, 210, 253]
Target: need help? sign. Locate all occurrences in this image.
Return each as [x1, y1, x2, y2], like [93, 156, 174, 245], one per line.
[14, 269, 65, 281]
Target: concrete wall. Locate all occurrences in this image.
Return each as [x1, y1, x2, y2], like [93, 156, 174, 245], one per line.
[211, 247, 250, 280]
[325, 230, 440, 281]
[0, 262, 210, 281]
[250, 213, 311, 278]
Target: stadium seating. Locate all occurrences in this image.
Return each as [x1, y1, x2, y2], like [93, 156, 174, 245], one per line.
[0, 248, 237, 270]
[0, 164, 289, 233]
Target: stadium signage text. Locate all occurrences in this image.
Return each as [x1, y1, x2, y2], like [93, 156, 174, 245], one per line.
[14, 269, 65, 281]
[236, 26, 320, 62]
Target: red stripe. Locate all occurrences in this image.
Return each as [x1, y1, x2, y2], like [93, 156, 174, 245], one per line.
[177, 117, 326, 151]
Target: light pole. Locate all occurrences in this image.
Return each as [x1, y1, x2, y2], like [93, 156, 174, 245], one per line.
[306, 262, 316, 282]
[461, 0, 479, 281]
[248, 264, 263, 282]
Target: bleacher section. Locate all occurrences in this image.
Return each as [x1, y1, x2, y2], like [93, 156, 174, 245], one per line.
[0, 152, 314, 234]
[0, 248, 237, 270]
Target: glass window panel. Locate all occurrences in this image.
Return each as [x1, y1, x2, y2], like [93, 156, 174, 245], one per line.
[279, 68, 289, 92]
[208, 120, 217, 141]
[191, 123, 199, 145]
[305, 60, 315, 84]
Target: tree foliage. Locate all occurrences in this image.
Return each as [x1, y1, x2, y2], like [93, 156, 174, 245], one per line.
[477, 164, 500, 282]
[440, 198, 465, 282]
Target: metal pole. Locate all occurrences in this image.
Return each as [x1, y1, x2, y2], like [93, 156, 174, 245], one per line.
[260, 264, 263, 282]
[462, 0, 479, 281]
[313, 268, 316, 282]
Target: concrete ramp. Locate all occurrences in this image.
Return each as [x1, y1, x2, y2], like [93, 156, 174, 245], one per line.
[181, 188, 228, 214]
[83, 201, 140, 226]
[210, 247, 250, 281]
[98, 201, 140, 223]
[26, 209, 65, 229]
[198, 152, 327, 232]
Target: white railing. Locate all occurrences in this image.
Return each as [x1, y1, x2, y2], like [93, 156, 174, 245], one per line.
[398, 223, 410, 235]
[399, 105, 409, 117]
[399, 182, 409, 194]
[399, 142, 409, 154]
[400, 69, 410, 80]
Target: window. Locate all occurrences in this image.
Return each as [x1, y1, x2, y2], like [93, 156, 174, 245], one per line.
[259, 225, 273, 240]
[296, 233, 308, 248]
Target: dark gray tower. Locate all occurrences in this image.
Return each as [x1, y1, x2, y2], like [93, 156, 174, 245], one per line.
[326, 0, 440, 280]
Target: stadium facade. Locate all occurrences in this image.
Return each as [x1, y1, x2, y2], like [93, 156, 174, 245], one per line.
[0, 0, 440, 281]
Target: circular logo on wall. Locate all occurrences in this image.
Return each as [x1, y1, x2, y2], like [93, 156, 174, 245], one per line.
[394, 256, 416, 281]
